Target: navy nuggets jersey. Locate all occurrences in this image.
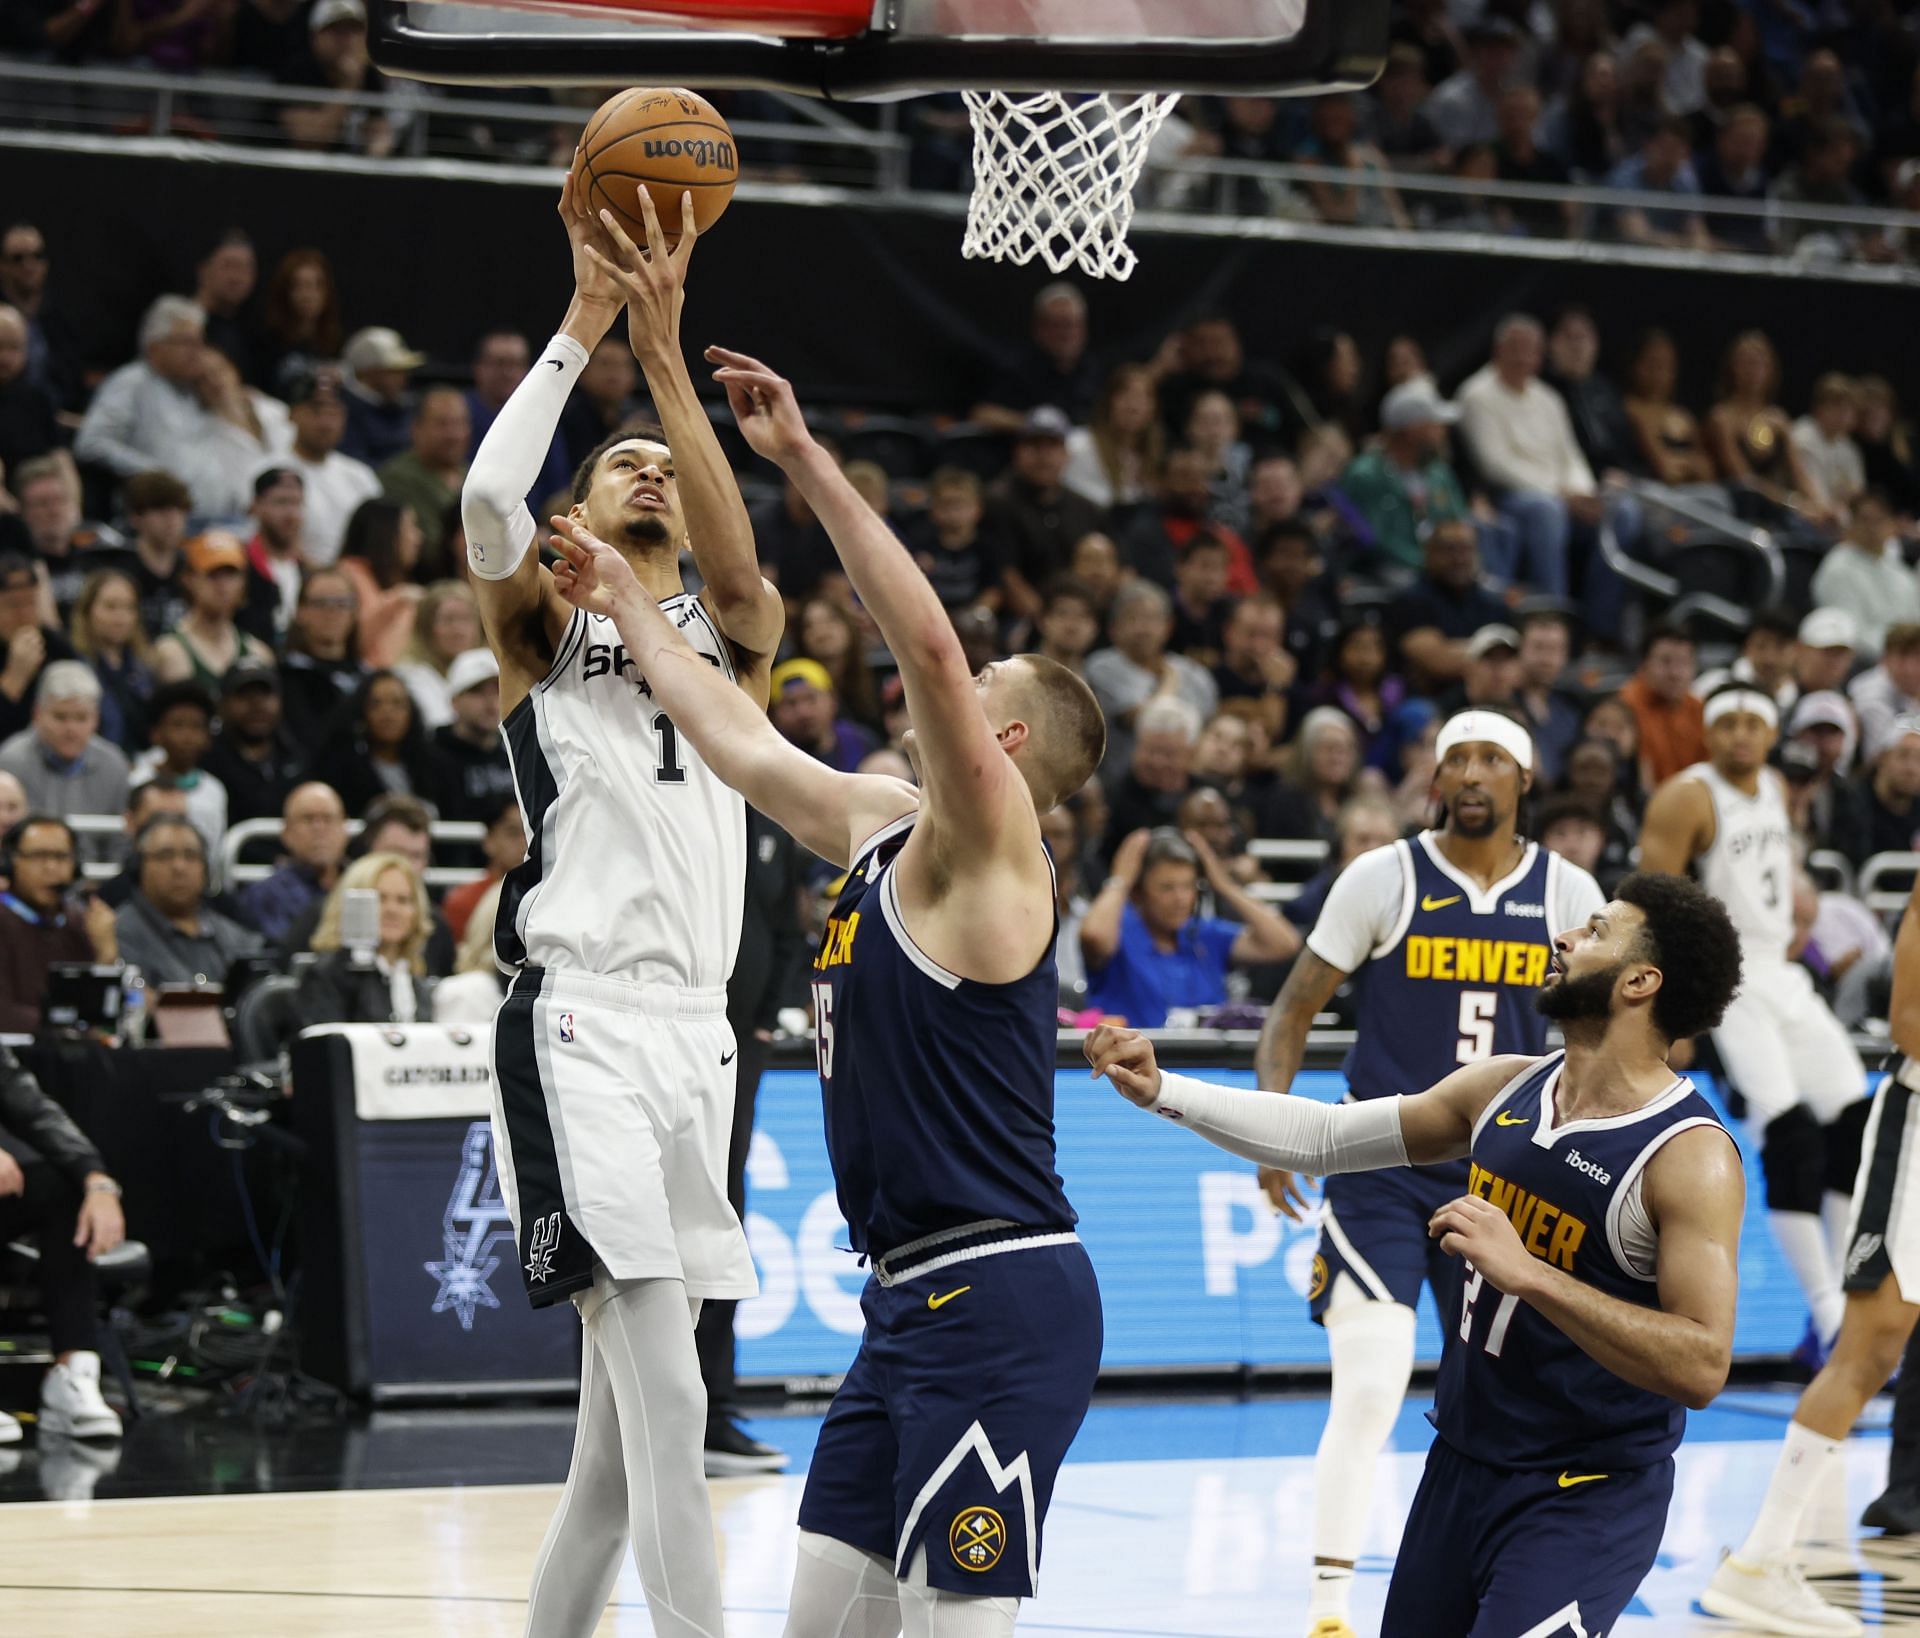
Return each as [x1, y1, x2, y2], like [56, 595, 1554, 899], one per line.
[1339, 836, 1578, 1102]
[1435, 1052, 1733, 1470]
[811, 815, 1075, 1258]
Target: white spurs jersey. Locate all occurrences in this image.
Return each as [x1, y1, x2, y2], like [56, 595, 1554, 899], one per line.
[1679, 761, 1795, 963]
[495, 596, 745, 987]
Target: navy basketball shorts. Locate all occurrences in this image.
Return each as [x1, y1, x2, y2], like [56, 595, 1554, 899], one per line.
[797, 1225, 1103, 1598]
[1381, 1436, 1672, 1636]
[1311, 1163, 1467, 1323]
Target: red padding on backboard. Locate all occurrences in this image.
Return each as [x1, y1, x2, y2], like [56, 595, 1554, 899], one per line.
[498, 0, 874, 37]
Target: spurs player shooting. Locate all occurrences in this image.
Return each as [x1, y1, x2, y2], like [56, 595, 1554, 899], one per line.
[546, 344, 1108, 1638]
[1089, 870, 1747, 1638]
[462, 174, 783, 1638]
[1702, 870, 1920, 1637]
[1250, 708, 1603, 1638]
[1639, 684, 1868, 1361]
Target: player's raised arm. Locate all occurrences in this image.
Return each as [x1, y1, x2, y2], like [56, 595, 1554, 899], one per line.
[547, 515, 913, 867]
[462, 168, 621, 713]
[1431, 1123, 1743, 1409]
[1085, 1025, 1532, 1171]
[1634, 773, 1714, 876]
[707, 347, 1026, 855]
[585, 191, 783, 675]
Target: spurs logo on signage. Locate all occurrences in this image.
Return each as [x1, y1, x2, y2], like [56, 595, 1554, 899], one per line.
[423, 1121, 516, 1329]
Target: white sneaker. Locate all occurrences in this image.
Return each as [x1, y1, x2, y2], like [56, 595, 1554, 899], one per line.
[38, 1352, 122, 1441]
[1699, 1551, 1862, 1635]
[0, 1409, 20, 1445]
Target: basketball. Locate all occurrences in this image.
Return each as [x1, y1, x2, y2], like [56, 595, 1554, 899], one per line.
[572, 86, 739, 248]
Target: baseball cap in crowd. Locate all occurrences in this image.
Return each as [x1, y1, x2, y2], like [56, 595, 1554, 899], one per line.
[1798, 607, 1858, 650]
[771, 657, 834, 696]
[1778, 740, 1822, 783]
[345, 326, 426, 375]
[1381, 380, 1459, 432]
[310, 0, 366, 29]
[222, 660, 280, 696]
[184, 532, 247, 575]
[446, 648, 500, 698]
[282, 365, 345, 408]
[1017, 406, 1072, 443]
[1790, 691, 1856, 736]
[1467, 623, 1521, 659]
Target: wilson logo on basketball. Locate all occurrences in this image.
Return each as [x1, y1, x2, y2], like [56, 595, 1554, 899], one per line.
[642, 137, 735, 169]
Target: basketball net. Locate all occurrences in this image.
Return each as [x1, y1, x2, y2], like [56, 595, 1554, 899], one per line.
[961, 90, 1182, 282]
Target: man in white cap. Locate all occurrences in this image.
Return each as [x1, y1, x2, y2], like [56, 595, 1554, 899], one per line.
[1340, 380, 1469, 573]
[1795, 606, 1860, 697]
[279, 0, 417, 156]
[1641, 683, 1867, 1369]
[1250, 705, 1603, 1637]
[341, 325, 426, 468]
[426, 648, 511, 824]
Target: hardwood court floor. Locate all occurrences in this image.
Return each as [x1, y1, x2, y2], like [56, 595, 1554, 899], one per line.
[5, 1395, 1920, 1635]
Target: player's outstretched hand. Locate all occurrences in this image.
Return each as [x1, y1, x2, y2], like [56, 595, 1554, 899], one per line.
[706, 346, 814, 466]
[559, 162, 626, 320]
[1085, 1024, 1162, 1109]
[1429, 1195, 1536, 1296]
[586, 187, 697, 366]
[1258, 1165, 1319, 1222]
[548, 514, 647, 620]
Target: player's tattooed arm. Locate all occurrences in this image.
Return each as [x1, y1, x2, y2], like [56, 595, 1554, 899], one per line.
[1634, 776, 1714, 876]
[1433, 1124, 1742, 1409]
[587, 190, 783, 669]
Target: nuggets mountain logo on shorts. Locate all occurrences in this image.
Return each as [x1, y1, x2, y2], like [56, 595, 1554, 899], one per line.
[558, 1011, 575, 1043]
[525, 1211, 562, 1283]
[1308, 1253, 1328, 1301]
[950, 1505, 1006, 1571]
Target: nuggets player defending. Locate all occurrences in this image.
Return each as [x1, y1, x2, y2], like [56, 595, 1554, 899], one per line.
[1703, 873, 1920, 1637]
[462, 175, 784, 1638]
[1253, 709, 1602, 1638]
[1092, 872, 1747, 1638]
[1640, 686, 1867, 1355]
[547, 346, 1108, 1638]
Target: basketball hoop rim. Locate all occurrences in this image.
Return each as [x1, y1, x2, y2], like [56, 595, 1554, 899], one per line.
[367, 0, 1388, 97]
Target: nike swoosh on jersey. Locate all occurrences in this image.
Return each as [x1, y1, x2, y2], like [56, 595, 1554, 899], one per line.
[1420, 894, 1464, 911]
[927, 1286, 971, 1310]
[1495, 1112, 1530, 1127]
[1557, 1472, 1607, 1488]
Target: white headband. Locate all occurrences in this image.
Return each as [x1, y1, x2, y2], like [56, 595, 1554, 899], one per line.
[1435, 710, 1533, 771]
[1704, 689, 1780, 731]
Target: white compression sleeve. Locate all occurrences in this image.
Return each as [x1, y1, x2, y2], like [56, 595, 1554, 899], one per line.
[464, 331, 589, 580]
[1149, 1072, 1410, 1174]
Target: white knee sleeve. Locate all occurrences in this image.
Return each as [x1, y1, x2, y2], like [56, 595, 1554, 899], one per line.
[783, 1530, 903, 1638]
[1313, 1292, 1417, 1566]
[897, 1546, 1018, 1638]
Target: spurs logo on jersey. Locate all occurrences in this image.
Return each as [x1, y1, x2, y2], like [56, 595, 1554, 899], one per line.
[496, 595, 746, 985]
[1680, 762, 1795, 960]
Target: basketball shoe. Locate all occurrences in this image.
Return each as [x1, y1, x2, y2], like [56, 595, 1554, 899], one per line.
[1699, 1552, 1862, 1635]
[39, 1353, 122, 1440]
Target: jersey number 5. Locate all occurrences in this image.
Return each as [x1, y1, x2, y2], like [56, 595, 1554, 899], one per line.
[1456, 990, 1497, 1065]
[1459, 1260, 1520, 1357]
[812, 981, 834, 1080]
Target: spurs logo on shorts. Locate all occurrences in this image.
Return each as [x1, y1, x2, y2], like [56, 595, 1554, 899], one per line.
[950, 1505, 1006, 1571]
[525, 1211, 563, 1283]
[1847, 1232, 1885, 1279]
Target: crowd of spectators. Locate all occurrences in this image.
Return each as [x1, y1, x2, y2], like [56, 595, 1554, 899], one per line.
[2, 198, 1918, 1036]
[9, 1, 1920, 265]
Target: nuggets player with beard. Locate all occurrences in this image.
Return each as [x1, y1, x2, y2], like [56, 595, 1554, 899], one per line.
[461, 176, 783, 1638]
[1090, 871, 1747, 1638]
[1252, 708, 1603, 1638]
[545, 345, 1108, 1638]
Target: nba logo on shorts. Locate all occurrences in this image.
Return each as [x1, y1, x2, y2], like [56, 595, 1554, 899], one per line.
[558, 1012, 575, 1043]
